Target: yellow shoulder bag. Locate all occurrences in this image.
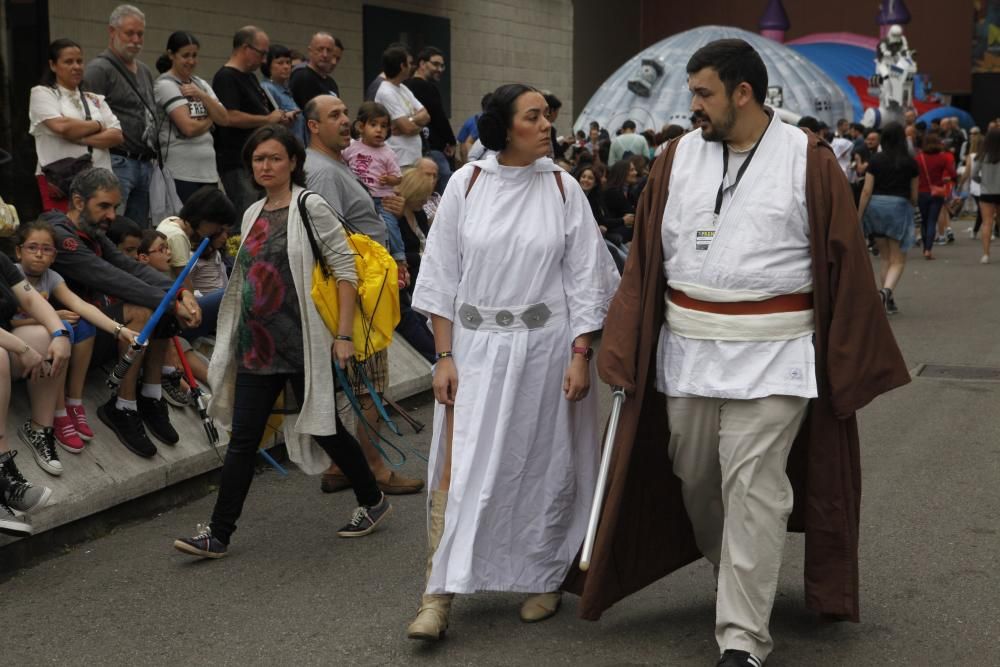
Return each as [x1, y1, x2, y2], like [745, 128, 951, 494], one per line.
[297, 192, 400, 360]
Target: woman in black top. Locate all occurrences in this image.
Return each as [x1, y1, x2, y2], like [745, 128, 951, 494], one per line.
[857, 122, 919, 314]
[576, 164, 625, 273]
[602, 160, 638, 246]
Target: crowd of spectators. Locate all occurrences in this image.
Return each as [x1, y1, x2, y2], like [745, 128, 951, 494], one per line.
[4, 1, 998, 537]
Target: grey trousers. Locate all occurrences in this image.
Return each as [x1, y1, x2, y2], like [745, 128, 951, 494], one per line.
[666, 394, 809, 661]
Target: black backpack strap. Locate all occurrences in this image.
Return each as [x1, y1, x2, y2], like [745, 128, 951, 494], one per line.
[297, 191, 331, 278]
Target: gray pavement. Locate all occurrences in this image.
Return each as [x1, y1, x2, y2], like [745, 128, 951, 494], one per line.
[3, 231, 999, 666]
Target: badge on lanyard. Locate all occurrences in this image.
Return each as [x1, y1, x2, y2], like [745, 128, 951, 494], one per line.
[695, 229, 715, 251]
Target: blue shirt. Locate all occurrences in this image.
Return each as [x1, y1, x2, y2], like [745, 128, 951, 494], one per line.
[457, 114, 480, 143]
[262, 79, 307, 146]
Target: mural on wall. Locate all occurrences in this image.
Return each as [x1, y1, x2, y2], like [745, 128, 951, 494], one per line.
[973, 0, 1000, 72]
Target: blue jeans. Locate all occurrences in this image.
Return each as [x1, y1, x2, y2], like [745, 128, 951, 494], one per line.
[426, 150, 453, 194]
[373, 198, 406, 260]
[917, 192, 944, 252]
[110, 154, 153, 227]
[180, 288, 224, 341]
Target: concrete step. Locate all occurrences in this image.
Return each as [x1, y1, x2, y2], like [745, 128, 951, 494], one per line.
[1, 336, 432, 546]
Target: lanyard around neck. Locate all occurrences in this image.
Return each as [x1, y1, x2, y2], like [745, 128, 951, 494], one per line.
[713, 126, 768, 221]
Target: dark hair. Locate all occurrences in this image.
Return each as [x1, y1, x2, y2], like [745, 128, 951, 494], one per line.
[232, 26, 260, 51]
[477, 83, 539, 152]
[656, 124, 685, 145]
[42, 39, 82, 87]
[876, 122, 911, 169]
[685, 38, 767, 105]
[242, 124, 307, 189]
[598, 139, 611, 165]
[543, 92, 562, 110]
[107, 216, 143, 245]
[138, 229, 168, 256]
[156, 31, 199, 74]
[179, 186, 238, 229]
[982, 127, 1000, 164]
[17, 219, 57, 246]
[416, 46, 443, 65]
[851, 122, 866, 134]
[70, 168, 120, 202]
[479, 93, 493, 112]
[796, 116, 821, 133]
[262, 44, 292, 79]
[629, 153, 649, 174]
[289, 48, 305, 62]
[382, 45, 410, 78]
[354, 101, 392, 140]
[621, 119, 636, 131]
[921, 130, 943, 154]
[606, 159, 633, 191]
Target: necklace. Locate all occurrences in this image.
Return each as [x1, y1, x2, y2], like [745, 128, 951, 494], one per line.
[264, 193, 292, 210]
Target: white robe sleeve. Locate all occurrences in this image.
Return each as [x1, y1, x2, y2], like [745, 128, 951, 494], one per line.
[412, 169, 466, 321]
[559, 173, 621, 340]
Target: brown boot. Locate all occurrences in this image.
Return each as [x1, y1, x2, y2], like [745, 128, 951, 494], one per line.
[407, 489, 453, 640]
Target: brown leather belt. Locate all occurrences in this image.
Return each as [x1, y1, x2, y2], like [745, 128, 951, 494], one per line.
[667, 287, 813, 315]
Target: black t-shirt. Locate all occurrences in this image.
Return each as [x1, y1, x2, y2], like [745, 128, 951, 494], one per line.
[0, 253, 28, 330]
[212, 66, 274, 171]
[403, 77, 455, 151]
[867, 152, 919, 198]
[289, 65, 339, 110]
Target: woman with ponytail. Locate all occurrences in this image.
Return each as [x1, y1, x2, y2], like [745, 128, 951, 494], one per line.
[406, 84, 620, 640]
[153, 31, 229, 203]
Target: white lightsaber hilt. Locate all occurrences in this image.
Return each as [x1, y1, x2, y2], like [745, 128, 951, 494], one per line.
[580, 387, 626, 572]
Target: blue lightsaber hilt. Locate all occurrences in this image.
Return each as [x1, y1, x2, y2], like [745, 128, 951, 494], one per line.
[107, 236, 212, 391]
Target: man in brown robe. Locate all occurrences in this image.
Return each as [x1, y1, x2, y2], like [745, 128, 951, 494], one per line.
[564, 39, 910, 667]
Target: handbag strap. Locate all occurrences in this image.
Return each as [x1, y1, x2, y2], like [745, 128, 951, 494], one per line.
[99, 54, 161, 158]
[297, 191, 332, 279]
[79, 90, 94, 156]
[918, 152, 935, 186]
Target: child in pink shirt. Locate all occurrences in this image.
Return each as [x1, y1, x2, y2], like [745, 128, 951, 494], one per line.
[343, 102, 402, 199]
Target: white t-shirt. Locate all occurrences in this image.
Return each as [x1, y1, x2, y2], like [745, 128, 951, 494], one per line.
[156, 216, 191, 269]
[29, 85, 121, 174]
[154, 74, 220, 183]
[375, 80, 424, 167]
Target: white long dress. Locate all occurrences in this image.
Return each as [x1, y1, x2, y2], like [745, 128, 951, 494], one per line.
[412, 155, 620, 594]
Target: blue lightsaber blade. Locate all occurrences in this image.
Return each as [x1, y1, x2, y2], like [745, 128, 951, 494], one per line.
[107, 236, 212, 391]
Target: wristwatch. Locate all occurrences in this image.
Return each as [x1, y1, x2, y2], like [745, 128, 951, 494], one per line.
[51, 328, 71, 340]
[572, 345, 593, 361]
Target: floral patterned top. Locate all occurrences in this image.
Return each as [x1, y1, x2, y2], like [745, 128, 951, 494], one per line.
[236, 206, 305, 374]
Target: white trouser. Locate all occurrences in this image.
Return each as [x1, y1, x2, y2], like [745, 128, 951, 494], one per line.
[666, 395, 809, 661]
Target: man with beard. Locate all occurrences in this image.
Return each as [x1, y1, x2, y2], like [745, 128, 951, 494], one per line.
[45, 168, 203, 458]
[84, 4, 158, 225]
[404, 46, 455, 193]
[568, 39, 909, 667]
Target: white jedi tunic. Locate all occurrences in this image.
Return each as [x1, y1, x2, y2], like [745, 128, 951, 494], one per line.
[656, 111, 819, 400]
[413, 155, 620, 594]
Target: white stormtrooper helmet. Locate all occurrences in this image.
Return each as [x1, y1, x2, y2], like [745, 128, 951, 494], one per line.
[888, 25, 904, 43]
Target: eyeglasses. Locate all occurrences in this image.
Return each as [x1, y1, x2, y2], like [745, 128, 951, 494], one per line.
[21, 243, 56, 256]
[245, 44, 267, 57]
[145, 246, 168, 255]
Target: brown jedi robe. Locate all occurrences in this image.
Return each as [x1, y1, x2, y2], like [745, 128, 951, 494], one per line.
[564, 131, 911, 622]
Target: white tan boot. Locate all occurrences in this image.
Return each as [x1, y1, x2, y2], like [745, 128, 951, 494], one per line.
[520, 592, 562, 623]
[407, 490, 453, 640]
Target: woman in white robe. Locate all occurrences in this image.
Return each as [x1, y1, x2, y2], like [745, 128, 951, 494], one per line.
[407, 84, 620, 640]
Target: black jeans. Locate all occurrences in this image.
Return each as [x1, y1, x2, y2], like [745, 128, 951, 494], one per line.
[209, 372, 381, 544]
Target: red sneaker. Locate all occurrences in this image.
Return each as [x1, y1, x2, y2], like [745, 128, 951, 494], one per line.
[54, 414, 85, 453]
[66, 403, 94, 441]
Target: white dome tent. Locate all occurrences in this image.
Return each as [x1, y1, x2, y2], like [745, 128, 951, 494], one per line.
[574, 25, 853, 134]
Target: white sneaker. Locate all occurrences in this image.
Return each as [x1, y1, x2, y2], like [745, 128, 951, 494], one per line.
[967, 227, 976, 239]
[18, 421, 63, 476]
[981, 255, 990, 264]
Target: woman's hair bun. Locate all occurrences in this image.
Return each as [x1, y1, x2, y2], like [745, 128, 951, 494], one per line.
[477, 109, 507, 152]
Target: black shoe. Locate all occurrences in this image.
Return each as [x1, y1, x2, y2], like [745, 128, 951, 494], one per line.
[717, 650, 763, 667]
[0, 449, 29, 484]
[162, 370, 191, 407]
[173, 524, 228, 559]
[98, 399, 157, 457]
[886, 296, 899, 315]
[336, 493, 392, 538]
[137, 395, 179, 445]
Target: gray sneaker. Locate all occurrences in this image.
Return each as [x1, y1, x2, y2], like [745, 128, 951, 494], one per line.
[3, 478, 52, 514]
[0, 501, 31, 536]
[336, 493, 392, 538]
[18, 421, 62, 476]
